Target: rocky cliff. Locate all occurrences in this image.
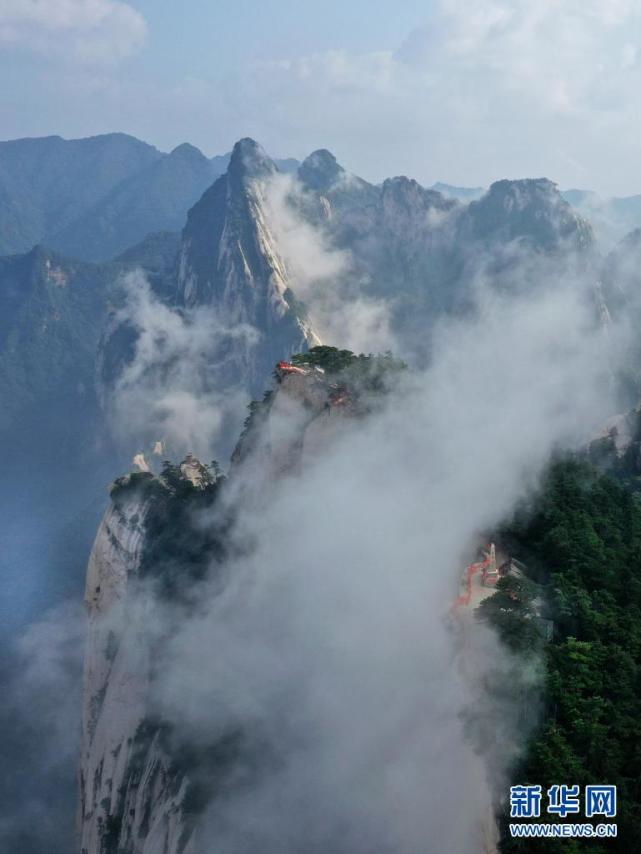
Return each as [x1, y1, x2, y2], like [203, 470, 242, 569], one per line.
[78, 485, 200, 854]
[78, 457, 230, 854]
[174, 138, 319, 395]
[77, 348, 402, 853]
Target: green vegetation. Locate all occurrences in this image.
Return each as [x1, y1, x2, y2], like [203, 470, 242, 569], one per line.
[109, 470, 159, 505]
[138, 462, 227, 599]
[110, 458, 228, 600]
[291, 345, 361, 373]
[99, 812, 122, 854]
[291, 344, 407, 390]
[476, 574, 547, 654]
[588, 410, 641, 495]
[230, 388, 275, 465]
[492, 457, 641, 852]
[234, 346, 407, 464]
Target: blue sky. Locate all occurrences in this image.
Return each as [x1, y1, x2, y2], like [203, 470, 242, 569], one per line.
[130, 0, 429, 76]
[2, 0, 641, 194]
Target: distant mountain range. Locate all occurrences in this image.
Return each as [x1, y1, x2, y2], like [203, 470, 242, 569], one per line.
[431, 181, 641, 247]
[0, 133, 298, 261]
[5, 132, 641, 265]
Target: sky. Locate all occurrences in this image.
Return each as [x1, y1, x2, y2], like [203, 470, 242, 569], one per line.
[1, 0, 641, 195]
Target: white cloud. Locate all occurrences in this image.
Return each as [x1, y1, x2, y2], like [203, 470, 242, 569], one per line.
[225, 0, 641, 194]
[394, 0, 640, 116]
[0, 0, 146, 64]
[2, 0, 641, 193]
[106, 272, 258, 461]
[262, 172, 395, 354]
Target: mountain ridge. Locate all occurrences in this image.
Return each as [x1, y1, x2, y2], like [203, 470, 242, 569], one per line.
[0, 133, 300, 261]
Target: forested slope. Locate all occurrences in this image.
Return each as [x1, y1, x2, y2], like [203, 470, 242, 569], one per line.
[489, 458, 641, 852]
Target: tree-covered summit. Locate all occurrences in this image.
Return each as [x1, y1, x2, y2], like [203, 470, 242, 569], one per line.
[291, 344, 406, 374]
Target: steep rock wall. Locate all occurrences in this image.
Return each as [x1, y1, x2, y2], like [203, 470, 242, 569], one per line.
[79, 490, 197, 854]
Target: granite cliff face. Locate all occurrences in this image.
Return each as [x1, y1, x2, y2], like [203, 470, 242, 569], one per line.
[79, 491, 179, 854]
[174, 138, 319, 395]
[0, 143, 612, 642]
[79, 481, 203, 854]
[98, 138, 320, 422]
[0, 136, 610, 449]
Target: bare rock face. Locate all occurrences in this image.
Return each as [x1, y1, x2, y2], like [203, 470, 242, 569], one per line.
[459, 178, 595, 253]
[175, 138, 319, 396]
[97, 138, 320, 449]
[179, 454, 210, 488]
[78, 487, 197, 854]
[272, 370, 352, 469]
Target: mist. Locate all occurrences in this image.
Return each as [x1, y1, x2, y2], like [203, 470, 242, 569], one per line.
[262, 171, 395, 354]
[107, 272, 259, 463]
[0, 603, 85, 854]
[140, 270, 616, 852]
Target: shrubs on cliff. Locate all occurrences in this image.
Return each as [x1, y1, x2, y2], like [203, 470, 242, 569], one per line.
[231, 388, 275, 465]
[233, 346, 407, 465]
[476, 574, 546, 654]
[110, 457, 228, 600]
[291, 344, 407, 392]
[291, 345, 358, 373]
[139, 470, 228, 599]
[109, 470, 160, 505]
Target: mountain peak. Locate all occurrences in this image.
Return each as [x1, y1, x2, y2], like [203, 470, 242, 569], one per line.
[467, 177, 594, 250]
[298, 149, 344, 191]
[484, 178, 559, 208]
[169, 142, 206, 163]
[228, 138, 277, 181]
[474, 178, 569, 212]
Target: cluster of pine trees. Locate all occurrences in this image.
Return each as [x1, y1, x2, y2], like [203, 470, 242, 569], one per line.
[488, 458, 641, 851]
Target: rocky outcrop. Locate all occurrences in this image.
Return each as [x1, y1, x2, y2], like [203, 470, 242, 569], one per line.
[78, 351, 385, 853]
[78, 484, 198, 854]
[297, 148, 345, 193]
[260, 369, 351, 477]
